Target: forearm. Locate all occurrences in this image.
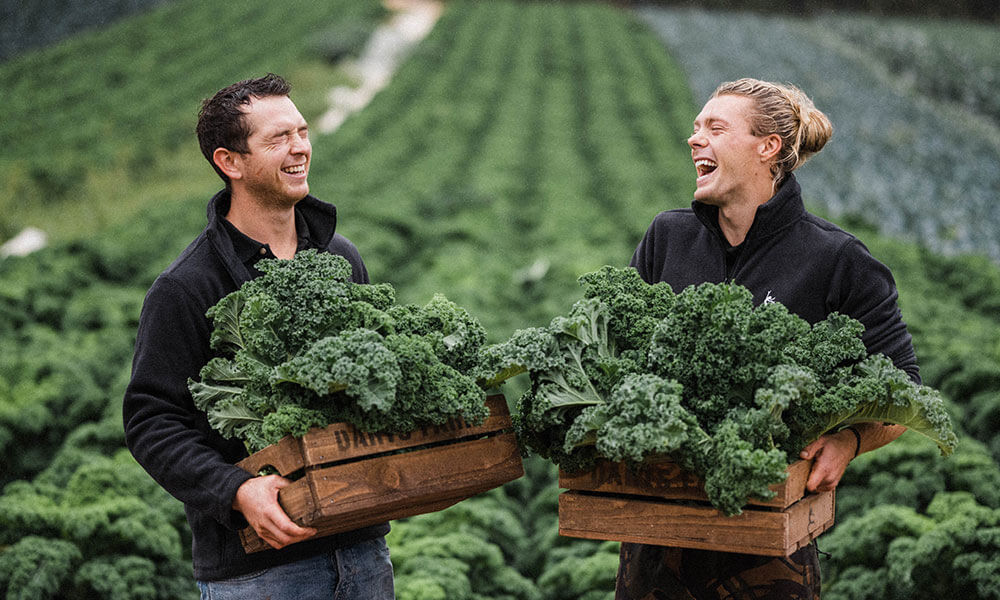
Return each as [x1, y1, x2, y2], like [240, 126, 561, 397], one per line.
[849, 422, 906, 457]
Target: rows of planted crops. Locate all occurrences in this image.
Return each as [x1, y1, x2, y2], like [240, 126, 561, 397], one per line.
[1, 0, 999, 598]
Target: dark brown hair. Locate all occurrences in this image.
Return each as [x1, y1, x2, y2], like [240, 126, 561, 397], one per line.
[196, 73, 292, 185]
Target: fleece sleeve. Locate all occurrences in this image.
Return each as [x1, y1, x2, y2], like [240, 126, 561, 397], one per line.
[122, 274, 253, 530]
[828, 238, 921, 383]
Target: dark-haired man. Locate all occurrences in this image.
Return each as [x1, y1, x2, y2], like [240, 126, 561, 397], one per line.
[123, 74, 394, 598]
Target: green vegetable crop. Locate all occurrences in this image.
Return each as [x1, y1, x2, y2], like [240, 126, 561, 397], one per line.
[188, 250, 491, 453]
[477, 266, 959, 515]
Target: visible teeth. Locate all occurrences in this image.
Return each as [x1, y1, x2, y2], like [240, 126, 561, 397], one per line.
[283, 165, 305, 174]
[695, 159, 717, 177]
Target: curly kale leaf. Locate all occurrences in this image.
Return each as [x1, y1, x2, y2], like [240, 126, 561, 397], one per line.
[781, 311, 867, 380]
[701, 419, 790, 515]
[783, 354, 959, 456]
[378, 333, 489, 432]
[822, 491, 1000, 600]
[563, 373, 700, 466]
[577, 265, 675, 352]
[258, 404, 330, 451]
[648, 283, 811, 428]
[388, 293, 488, 373]
[474, 326, 565, 390]
[189, 251, 492, 450]
[0, 536, 81, 597]
[477, 297, 617, 402]
[207, 250, 395, 366]
[272, 328, 401, 413]
[205, 292, 247, 356]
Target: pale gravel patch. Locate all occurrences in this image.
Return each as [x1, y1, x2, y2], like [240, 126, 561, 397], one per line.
[318, 0, 443, 134]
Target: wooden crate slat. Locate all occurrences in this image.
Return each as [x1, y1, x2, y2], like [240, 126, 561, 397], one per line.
[239, 432, 524, 554]
[239, 496, 464, 555]
[557, 489, 835, 556]
[236, 395, 512, 477]
[559, 459, 813, 509]
[308, 432, 522, 518]
[301, 395, 512, 466]
[236, 435, 305, 477]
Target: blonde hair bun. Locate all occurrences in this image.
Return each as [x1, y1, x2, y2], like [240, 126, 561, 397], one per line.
[712, 78, 833, 184]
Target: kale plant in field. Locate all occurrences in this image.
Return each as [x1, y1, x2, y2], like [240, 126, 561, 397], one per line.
[636, 7, 1000, 263]
[478, 266, 958, 515]
[0, 417, 196, 599]
[820, 491, 1000, 600]
[188, 249, 491, 453]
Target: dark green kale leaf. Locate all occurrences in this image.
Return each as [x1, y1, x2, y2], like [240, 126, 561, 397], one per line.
[188, 250, 491, 453]
[488, 267, 958, 515]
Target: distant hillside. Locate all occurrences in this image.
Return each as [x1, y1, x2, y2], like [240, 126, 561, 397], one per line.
[0, 0, 174, 61]
[0, 0, 386, 241]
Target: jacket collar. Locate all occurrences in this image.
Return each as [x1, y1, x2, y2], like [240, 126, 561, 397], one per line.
[203, 190, 339, 284]
[692, 174, 806, 247]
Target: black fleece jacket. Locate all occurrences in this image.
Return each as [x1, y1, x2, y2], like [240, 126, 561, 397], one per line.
[123, 191, 389, 581]
[629, 175, 919, 382]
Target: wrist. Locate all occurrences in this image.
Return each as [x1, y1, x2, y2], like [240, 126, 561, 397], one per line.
[843, 426, 862, 458]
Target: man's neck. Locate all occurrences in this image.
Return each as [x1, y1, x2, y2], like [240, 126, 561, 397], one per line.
[714, 178, 776, 246]
[226, 191, 300, 259]
[716, 203, 758, 246]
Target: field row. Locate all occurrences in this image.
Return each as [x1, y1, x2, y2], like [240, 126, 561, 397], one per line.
[637, 7, 1000, 263]
[316, 1, 696, 338]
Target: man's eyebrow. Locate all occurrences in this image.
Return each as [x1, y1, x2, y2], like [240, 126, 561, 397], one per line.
[693, 116, 729, 128]
[263, 124, 308, 139]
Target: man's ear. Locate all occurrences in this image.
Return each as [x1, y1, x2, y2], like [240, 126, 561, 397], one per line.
[759, 134, 782, 162]
[212, 147, 243, 181]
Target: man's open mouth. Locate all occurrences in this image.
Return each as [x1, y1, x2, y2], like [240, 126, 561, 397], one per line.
[695, 159, 717, 178]
[282, 164, 306, 175]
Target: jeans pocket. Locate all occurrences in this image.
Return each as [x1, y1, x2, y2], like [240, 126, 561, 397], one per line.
[198, 568, 269, 600]
[226, 568, 269, 582]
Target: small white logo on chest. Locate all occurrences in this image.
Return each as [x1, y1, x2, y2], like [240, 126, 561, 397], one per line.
[763, 290, 777, 305]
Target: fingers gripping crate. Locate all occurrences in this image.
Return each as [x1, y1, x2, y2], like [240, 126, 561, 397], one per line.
[557, 459, 834, 557]
[236, 394, 523, 554]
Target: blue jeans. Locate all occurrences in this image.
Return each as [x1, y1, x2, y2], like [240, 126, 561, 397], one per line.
[197, 537, 394, 600]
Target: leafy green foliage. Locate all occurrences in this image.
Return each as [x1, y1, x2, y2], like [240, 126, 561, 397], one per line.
[834, 431, 1000, 522]
[312, 0, 696, 338]
[821, 492, 1000, 600]
[0, 537, 81, 599]
[0, 0, 386, 239]
[638, 7, 1000, 264]
[189, 250, 491, 452]
[481, 267, 958, 514]
[0, 415, 195, 599]
[2, 1, 1000, 597]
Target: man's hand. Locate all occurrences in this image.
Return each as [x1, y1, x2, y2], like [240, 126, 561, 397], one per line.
[799, 429, 857, 493]
[800, 423, 906, 493]
[232, 475, 317, 550]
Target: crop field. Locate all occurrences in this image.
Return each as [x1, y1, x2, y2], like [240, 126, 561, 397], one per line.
[0, 0, 387, 240]
[637, 7, 1000, 263]
[1, 0, 999, 598]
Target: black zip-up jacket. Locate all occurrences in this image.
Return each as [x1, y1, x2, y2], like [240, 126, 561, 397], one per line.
[629, 175, 919, 381]
[123, 191, 389, 581]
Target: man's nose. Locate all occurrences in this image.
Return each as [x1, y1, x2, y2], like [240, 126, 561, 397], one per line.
[291, 134, 310, 154]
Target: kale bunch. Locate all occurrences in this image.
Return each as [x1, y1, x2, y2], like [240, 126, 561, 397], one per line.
[188, 250, 490, 453]
[478, 266, 958, 515]
[821, 491, 1000, 600]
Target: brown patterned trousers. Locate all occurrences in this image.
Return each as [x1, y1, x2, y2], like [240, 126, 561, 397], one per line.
[615, 542, 821, 600]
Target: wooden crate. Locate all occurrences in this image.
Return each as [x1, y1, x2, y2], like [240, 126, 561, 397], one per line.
[558, 459, 834, 556]
[236, 394, 523, 554]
